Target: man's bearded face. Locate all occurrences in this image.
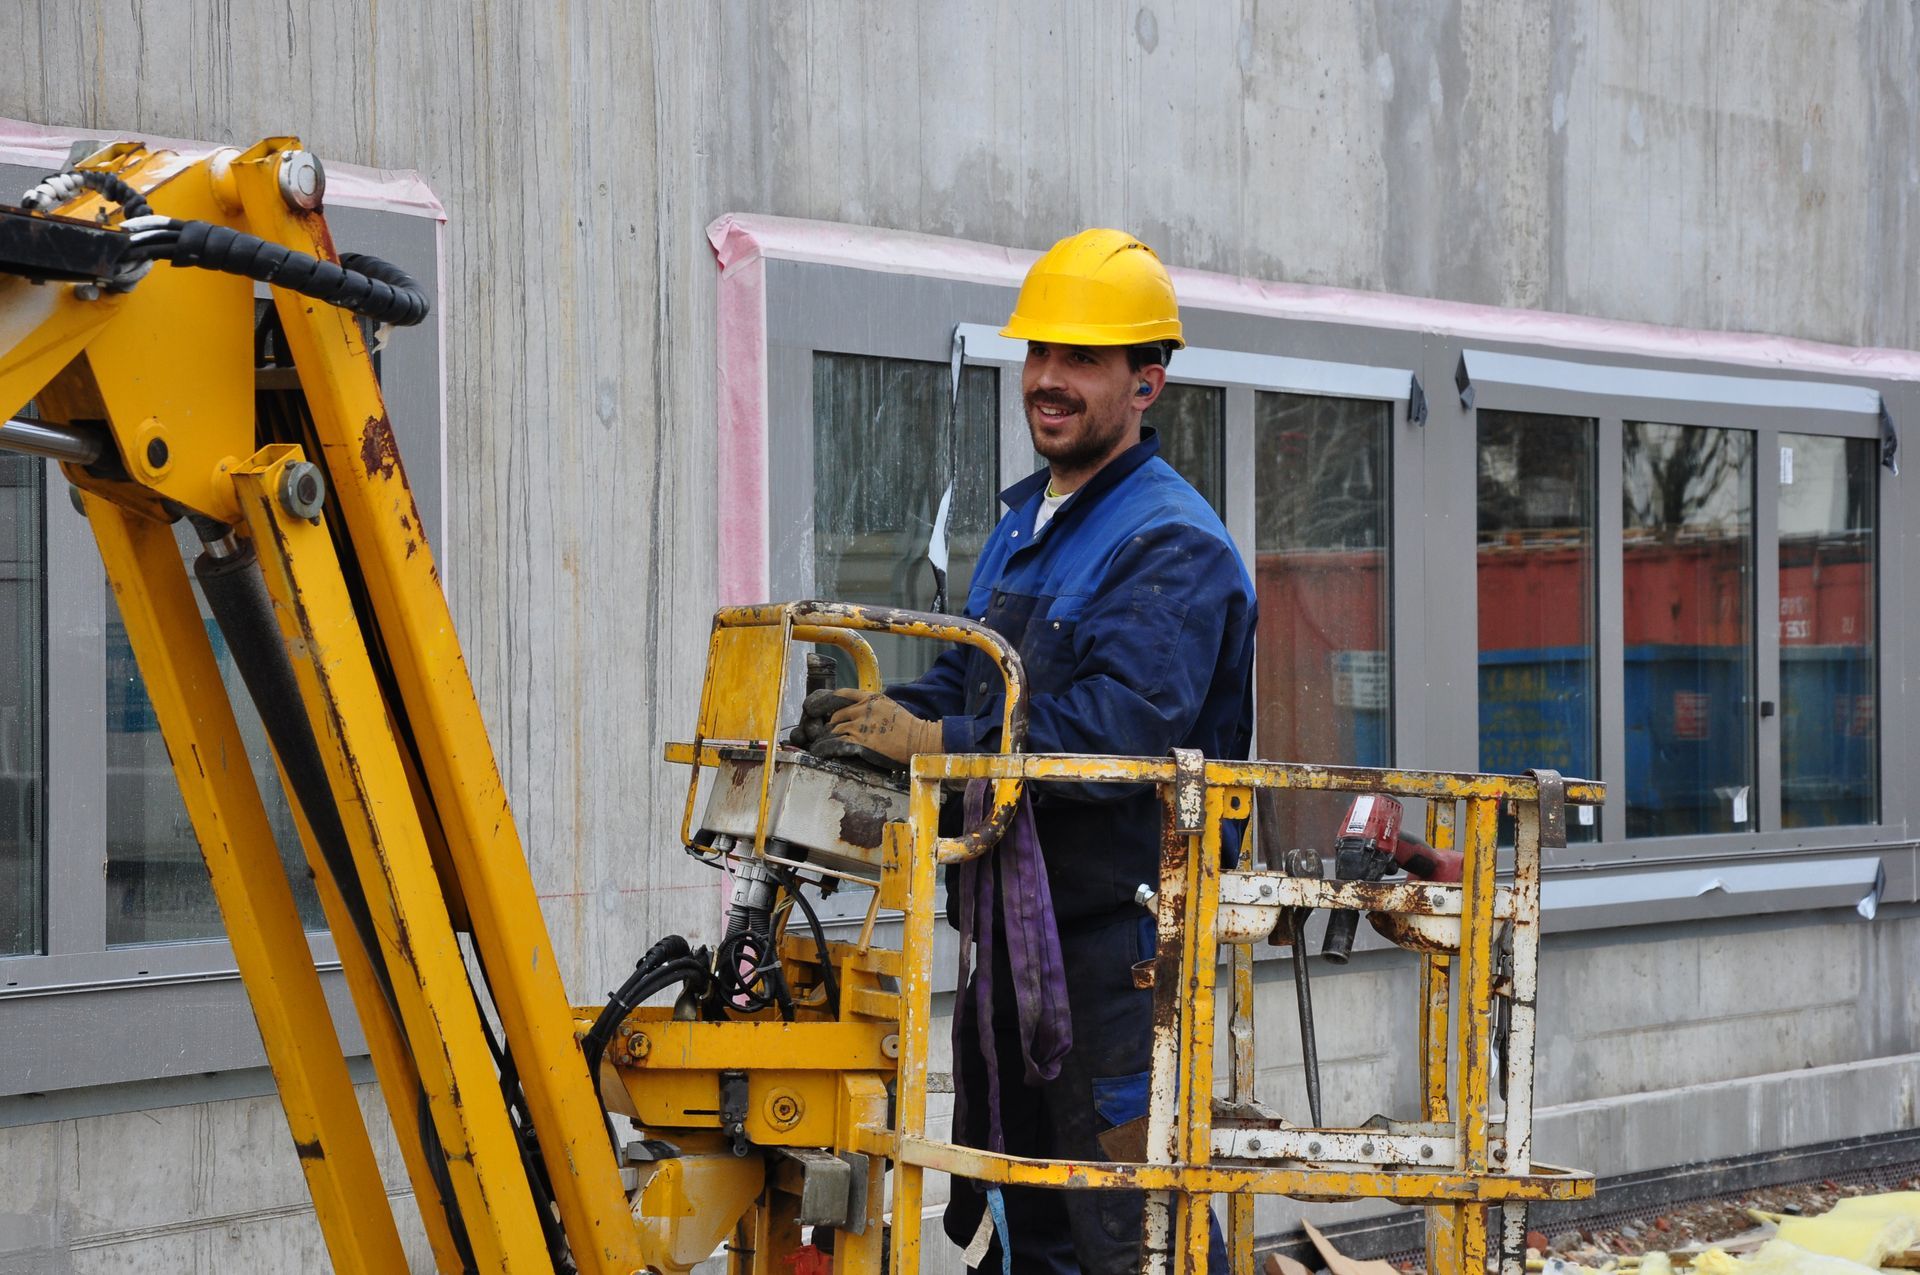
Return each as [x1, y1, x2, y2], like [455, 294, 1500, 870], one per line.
[1022, 343, 1142, 475]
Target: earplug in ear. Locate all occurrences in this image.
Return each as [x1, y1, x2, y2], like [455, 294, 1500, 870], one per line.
[1136, 382, 1153, 397]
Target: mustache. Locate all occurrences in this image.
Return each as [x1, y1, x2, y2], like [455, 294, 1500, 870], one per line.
[1026, 389, 1085, 414]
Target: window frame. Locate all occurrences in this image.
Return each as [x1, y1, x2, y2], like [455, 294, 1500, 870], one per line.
[0, 143, 446, 1097]
[1455, 340, 1903, 866]
[721, 215, 1917, 939]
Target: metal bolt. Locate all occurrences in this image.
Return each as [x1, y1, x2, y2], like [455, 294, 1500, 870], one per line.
[279, 461, 326, 519]
[277, 150, 327, 210]
[1306, 1140, 1322, 1157]
[625, 1032, 649, 1061]
[1420, 1143, 1434, 1159]
[1360, 1140, 1375, 1158]
[880, 1033, 900, 1060]
[1493, 1146, 1508, 1163]
[1245, 1136, 1261, 1153]
[767, 1093, 802, 1128]
[74, 282, 101, 302]
[1258, 881, 1275, 899]
[145, 437, 169, 469]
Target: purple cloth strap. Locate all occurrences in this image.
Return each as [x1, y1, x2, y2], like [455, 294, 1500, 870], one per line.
[952, 782, 1073, 1154]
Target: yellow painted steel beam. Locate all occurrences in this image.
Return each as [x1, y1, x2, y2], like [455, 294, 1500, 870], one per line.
[593, 1017, 899, 1071]
[277, 763, 466, 1272]
[85, 496, 406, 1273]
[232, 449, 548, 1271]
[887, 772, 943, 1275]
[912, 751, 1605, 807]
[1456, 798, 1499, 1174]
[223, 142, 641, 1273]
[893, 1137, 1594, 1200]
[832, 1074, 891, 1272]
[1142, 778, 1196, 1271]
[1421, 801, 1457, 1124]
[1176, 786, 1230, 1273]
[1227, 941, 1256, 1273]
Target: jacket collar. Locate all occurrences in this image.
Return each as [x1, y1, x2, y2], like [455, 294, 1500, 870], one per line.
[1000, 428, 1163, 522]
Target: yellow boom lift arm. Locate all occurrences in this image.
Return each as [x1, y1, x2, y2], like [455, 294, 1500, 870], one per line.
[0, 137, 1593, 1274]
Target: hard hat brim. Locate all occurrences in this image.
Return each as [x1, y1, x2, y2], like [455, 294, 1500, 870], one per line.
[998, 314, 1185, 350]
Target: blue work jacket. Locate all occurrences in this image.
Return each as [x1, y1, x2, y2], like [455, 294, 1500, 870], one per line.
[888, 430, 1258, 924]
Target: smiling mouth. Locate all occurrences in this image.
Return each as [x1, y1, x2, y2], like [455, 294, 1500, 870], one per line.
[1030, 399, 1082, 425]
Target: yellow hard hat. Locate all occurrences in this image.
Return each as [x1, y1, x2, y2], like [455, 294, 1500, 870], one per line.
[1000, 227, 1184, 350]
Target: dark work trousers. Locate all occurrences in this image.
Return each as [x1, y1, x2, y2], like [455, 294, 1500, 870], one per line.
[944, 908, 1229, 1274]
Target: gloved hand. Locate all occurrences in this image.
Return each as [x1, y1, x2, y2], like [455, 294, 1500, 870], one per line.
[787, 689, 864, 750]
[811, 690, 942, 770]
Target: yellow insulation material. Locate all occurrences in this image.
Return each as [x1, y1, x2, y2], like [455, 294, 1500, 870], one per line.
[1776, 1192, 1920, 1267]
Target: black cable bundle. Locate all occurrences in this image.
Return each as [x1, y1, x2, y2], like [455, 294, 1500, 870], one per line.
[127, 218, 430, 326]
[769, 864, 841, 1018]
[581, 936, 712, 1138]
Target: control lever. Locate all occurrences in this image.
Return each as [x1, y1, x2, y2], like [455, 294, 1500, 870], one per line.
[1279, 847, 1324, 1128]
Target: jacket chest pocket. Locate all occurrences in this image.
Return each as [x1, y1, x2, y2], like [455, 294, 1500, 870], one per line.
[1017, 614, 1078, 694]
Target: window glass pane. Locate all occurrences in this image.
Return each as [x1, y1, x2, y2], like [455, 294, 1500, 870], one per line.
[106, 524, 324, 945]
[0, 453, 43, 955]
[812, 353, 998, 682]
[1254, 392, 1391, 858]
[1779, 434, 1877, 827]
[1477, 412, 1598, 841]
[1623, 421, 1754, 837]
[1147, 383, 1225, 516]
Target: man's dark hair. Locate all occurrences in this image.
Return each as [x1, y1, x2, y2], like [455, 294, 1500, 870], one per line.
[1126, 342, 1174, 373]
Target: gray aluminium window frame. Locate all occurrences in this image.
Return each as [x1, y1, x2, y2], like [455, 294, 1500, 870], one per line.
[0, 162, 445, 1098]
[1447, 338, 1913, 908]
[759, 251, 1916, 930]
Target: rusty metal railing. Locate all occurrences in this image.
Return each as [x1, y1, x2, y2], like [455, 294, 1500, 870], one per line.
[887, 751, 1600, 1275]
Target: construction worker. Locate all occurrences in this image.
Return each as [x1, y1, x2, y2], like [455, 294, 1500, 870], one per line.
[813, 228, 1255, 1272]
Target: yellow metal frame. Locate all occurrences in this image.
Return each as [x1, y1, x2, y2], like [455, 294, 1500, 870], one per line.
[879, 751, 1599, 1275]
[5, 135, 1595, 1274]
[4, 138, 640, 1272]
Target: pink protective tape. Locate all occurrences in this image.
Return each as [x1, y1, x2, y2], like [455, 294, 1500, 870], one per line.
[712, 229, 771, 604]
[710, 212, 1920, 382]
[709, 213, 1920, 604]
[0, 117, 444, 219]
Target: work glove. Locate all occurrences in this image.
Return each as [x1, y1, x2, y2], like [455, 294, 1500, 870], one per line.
[811, 690, 942, 770]
[787, 689, 864, 750]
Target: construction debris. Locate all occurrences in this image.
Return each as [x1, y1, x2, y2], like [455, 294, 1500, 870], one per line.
[1302, 1220, 1402, 1275]
[1519, 1189, 1920, 1273]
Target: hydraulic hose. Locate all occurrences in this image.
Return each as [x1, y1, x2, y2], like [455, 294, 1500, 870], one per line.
[19, 166, 430, 324]
[192, 531, 387, 970]
[192, 527, 480, 1270]
[125, 217, 430, 326]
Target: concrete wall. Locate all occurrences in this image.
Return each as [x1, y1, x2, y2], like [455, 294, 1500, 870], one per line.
[2, 1, 1917, 1269]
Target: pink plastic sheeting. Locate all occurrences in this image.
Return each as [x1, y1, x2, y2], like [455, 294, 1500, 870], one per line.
[0, 118, 445, 219]
[709, 212, 1920, 605]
